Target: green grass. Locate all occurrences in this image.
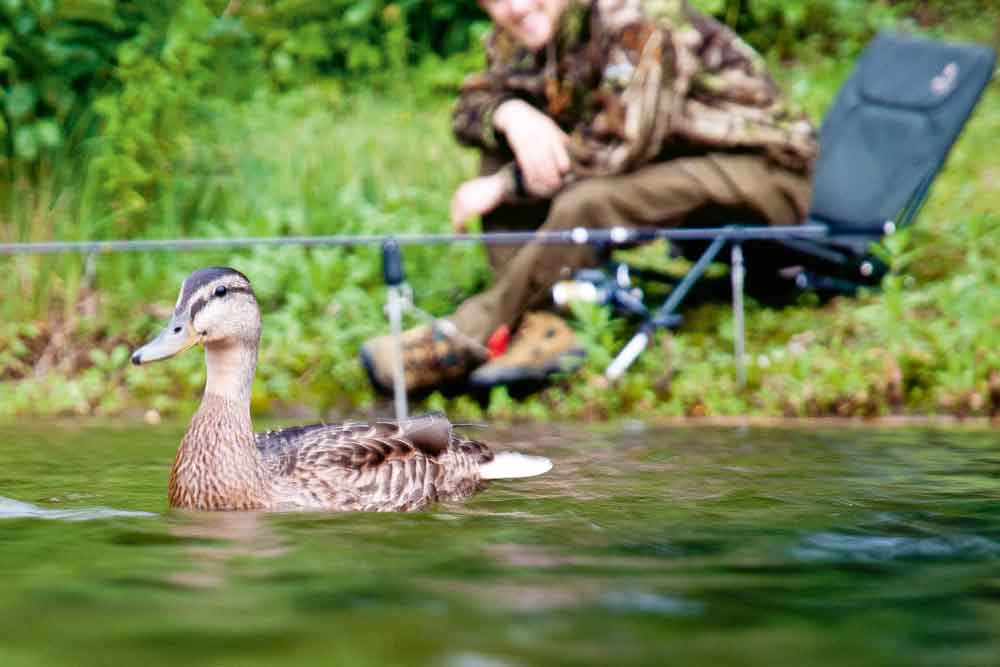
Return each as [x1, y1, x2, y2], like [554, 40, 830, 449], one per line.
[1, 84, 490, 417]
[1, 26, 998, 420]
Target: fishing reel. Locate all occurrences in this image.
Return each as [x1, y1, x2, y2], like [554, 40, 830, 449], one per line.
[552, 265, 649, 318]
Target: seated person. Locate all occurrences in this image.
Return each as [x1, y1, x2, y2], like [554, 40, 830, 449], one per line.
[362, 0, 818, 395]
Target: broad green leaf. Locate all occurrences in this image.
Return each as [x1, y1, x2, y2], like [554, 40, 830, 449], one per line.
[344, 1, 376, 27]
[13, 125, 38, 160]
[53, 0, 123, 29]
[272, 50, 294, 77]
[13, 9, 36, 34]
[35, 119, 62, 148]
[5, 84, 36, 120]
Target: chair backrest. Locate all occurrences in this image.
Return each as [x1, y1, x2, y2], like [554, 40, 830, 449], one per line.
[809, 32, 996, 235]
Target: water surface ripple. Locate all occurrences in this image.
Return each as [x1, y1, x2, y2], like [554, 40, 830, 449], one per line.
[1, 421, 998, 667]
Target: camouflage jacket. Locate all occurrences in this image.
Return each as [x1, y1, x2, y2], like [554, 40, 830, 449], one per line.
[453, 0, 818, 193]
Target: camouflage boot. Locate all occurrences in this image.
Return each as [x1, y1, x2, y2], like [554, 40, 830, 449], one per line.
[469, 312, 585, 392]
[360, 321, 487, 395]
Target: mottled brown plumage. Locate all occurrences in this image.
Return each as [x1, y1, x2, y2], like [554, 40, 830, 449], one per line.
[133, 267, 548, 512]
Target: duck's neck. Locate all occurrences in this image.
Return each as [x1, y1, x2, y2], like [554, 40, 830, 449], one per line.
[204, 340, 257, 405]
[169, 341, 267, 511]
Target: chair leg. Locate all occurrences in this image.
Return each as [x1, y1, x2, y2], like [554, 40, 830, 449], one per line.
[731, 243, 746, 389]
[606, 234, 729, 381]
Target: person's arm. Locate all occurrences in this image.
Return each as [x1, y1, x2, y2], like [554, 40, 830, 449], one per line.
[449, 121, 574, 231]
[453, 86, 517, 153]
[449, 168, 514, 232]
[492, 100, 570, 197]
[450, 32, 570, 229]
[451, 30, 529, 153]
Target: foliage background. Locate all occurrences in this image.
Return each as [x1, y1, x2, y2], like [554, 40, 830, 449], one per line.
[0, 0, 998, 419]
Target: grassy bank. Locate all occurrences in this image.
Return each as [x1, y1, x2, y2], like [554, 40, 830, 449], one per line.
[1, 23, 998, 420]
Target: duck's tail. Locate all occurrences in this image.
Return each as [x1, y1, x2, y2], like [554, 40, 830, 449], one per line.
[479, 452, 553, 480]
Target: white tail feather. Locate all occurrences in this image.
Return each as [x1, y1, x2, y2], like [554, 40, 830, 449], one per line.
[479, 452, 553, 480]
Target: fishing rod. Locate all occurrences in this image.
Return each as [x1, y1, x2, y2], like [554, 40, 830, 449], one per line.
[0, 225, 827, 255]
[1, 224, 831, 421]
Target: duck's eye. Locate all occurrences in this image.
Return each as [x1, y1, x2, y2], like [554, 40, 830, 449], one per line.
[214, 285, 228, 298]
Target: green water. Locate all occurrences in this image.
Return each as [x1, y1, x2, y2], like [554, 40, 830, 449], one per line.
[1, 422, 998, 667]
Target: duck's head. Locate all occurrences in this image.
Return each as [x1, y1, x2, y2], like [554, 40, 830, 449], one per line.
[132, 267, 260, 366]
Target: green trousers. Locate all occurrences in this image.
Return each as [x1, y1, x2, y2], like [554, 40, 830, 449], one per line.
[451, 152, 813, 343]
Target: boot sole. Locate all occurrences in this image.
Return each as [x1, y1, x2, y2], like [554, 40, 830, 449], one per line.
[469, 349, 586, 391]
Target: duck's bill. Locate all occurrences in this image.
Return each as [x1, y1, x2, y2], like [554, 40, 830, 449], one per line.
[131, 318, 198, 365]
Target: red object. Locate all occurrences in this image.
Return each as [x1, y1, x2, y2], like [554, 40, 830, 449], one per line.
[487, 324, 511, 359]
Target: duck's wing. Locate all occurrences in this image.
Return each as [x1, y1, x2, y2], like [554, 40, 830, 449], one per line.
[255, 413, 462, 460]
[255, 413, 493, 510]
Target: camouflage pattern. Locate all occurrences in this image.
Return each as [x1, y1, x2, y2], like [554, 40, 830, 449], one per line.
[453, 0, 818, 190]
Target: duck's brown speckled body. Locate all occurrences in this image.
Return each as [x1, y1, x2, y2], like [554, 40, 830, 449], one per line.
[170, 397, 494, 511]
[133, 267, 549, 512]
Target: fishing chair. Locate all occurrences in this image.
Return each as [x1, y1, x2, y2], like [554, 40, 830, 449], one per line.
[597, 32, 997, 381]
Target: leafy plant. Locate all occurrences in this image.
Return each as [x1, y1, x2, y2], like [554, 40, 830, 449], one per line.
[1, 0, 998, 419]
[0, 0, 132, 166]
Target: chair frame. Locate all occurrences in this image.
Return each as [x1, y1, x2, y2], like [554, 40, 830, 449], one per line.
[602, 32, 997, 383]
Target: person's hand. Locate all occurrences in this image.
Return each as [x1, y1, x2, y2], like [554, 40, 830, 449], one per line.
[494, 99, 570, 196]
[450, 173, 508, 232]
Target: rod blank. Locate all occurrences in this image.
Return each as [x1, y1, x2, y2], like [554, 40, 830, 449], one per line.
[0, 225, 828, 256]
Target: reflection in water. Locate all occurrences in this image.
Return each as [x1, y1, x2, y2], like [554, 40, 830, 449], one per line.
[793, 531, 1000, 563]
[1, 422, 1000, 666]
[601, 591, 703, 616]
[485, 542, 663, 570]
[0, 495, 154, 521]
[424, 577, 601, 613]
[444, 653, 518, 667]
[165, 511, 287, 589]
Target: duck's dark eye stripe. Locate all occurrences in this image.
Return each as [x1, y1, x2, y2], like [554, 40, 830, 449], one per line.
[189, 296, 208, 320]
[188, 285, 253, 319]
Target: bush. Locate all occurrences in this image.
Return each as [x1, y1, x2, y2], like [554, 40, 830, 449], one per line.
[237, 1, 488, 86]
[698, 0, 906, 58]
[0, 0, 137, 167]
[1, 0, 997, 418]
[0, 1, 486, 176]
[8, 0, 980, 200]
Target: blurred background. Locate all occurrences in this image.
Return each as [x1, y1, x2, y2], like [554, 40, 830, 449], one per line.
[0, 0, 998, 420]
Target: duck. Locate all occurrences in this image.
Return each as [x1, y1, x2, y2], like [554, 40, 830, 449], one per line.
[131, 267, 551, 512]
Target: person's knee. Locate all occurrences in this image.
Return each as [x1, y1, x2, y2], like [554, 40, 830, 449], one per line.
[547, 179, 615, 229]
